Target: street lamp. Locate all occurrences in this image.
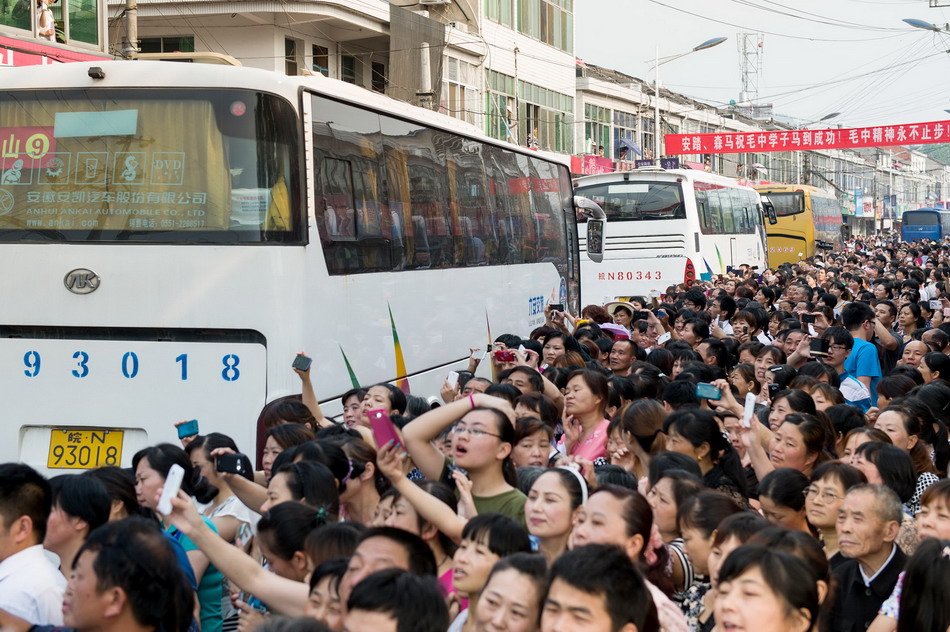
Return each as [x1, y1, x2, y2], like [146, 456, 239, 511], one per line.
[797, 112, 841, 182]
[649, 37, 727, 165]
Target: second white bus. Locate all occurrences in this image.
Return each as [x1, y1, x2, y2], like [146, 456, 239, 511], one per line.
[574, 168, 768, 304]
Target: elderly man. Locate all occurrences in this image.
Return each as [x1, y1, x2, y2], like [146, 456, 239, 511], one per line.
[830, 485, 907, 632]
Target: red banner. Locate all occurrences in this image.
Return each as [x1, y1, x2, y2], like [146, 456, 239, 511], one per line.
[665, 120, 950, 155]
[0, 35, 108, 67]
[570, 155, 615, 175]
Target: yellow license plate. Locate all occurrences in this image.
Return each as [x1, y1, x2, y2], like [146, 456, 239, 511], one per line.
[47, 429, 124, 469]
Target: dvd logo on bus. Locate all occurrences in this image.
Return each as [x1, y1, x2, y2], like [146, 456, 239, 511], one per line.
[64, 268, 100, 294]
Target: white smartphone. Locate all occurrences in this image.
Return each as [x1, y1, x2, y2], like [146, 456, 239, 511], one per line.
[518, 344, 526, 355]
[742, 392, 756, 429]
[447, 371, 459, 389]
[472, 348, 487, 361]
[157, 464, 185, 515]
[657, 332, 672, 345]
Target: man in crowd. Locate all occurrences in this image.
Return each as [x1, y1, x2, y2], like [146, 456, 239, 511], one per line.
[830, 485, 906, 632]
[841, 302, 883, 406]
[542, 544, 655, 632]
[344, 568, 448, 632]
[607, 339, 636, 376]
[1, 517, 195, 632]
[0, 463, 66, 625]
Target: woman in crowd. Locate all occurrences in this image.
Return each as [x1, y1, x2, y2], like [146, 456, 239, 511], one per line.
[619, 399, 667, 481]
[449, 514, 533, 632]
[559, 369, 610, 462]
[647, 468, 705, 604]
[839, 427, 892, 462]
[511, 417, 553, 469]
[133, 444, 225, 632]
[873, 403, 941, 513]
[663, 409, 748, 505]
[471, 554, 547, 632]
[758, 468, 811, 533]
[715, 546, 820, 632]
[804, 461, 867, 560]
[678, 491, 743, 629]
[186, 433, 258, 543]
[524, 467, 587, 563]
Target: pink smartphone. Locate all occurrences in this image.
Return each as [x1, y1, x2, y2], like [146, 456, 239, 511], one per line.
[368, 409, 402, 451]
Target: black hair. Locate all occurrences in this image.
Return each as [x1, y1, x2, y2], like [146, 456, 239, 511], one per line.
[304, 522, 364, 569]
[824, 404, 867, 443]
[484, 383, 522, 404]
[460, 513, 532, 557]
[266, 424, 318, 452]
[923, 352, 950, 381]
[664, 409, 748, 496]
[711, 512, 770, 546]
[346, 569, 448, 632]
[482, 552, 547, 612]
[293, 440, 352, 489]
[897, 538, 950, 632]
[85, 466, 146, 519]
[368, 383, 408, 416]
[810, 461, 867, 491]
[772, 388, 817, 417]
[254, 617, 331, 632]
[495, 333, 524, 348]
[531, 468, 587, 511]
[49, 474, 111, 535]
[132, 443, 216, 505]
[647, 455, 703, 487]
[758, 468, 809, 512]
[662, 379, 700, 410]
[386, 479, 458, 557]
[594, 464, 637, 490]
[274, 461, 341, 518]
[677, 490, 742, 535]
[357, 527, 438, 576]
[77, 517, 194, 632]
[258, 501, 331, 562]
[309, 556, 349, 593]
[0, 463, 51, 541]
[854, 442, 917, 503]
[516, 466, 547, 496]
[548, 544, 658, 632]
[186, 432, 254, 483]
[500, 366, 545, 393]
[717, 545, 819, 630]
[842, 301, 875, 331]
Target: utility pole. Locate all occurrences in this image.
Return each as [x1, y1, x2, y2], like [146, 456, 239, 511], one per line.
[124, 0, 139, 59]
[416, 42, 435, 110]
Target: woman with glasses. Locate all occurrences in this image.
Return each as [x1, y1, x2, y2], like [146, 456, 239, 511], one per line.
[403, 392, 526, 524]
[804, 461, 866, 560]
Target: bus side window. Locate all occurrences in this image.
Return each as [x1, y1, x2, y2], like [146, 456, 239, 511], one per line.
[695, 190, 710, 233]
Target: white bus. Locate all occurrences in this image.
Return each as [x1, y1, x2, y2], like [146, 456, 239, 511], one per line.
[0, 60, 589, 471]
[574, 168, 769, 305]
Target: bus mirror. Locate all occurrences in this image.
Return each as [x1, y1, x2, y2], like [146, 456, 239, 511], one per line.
[586, 218, 606, 263]
[762, 198, 778, 225]
[574, 195, 607, 263]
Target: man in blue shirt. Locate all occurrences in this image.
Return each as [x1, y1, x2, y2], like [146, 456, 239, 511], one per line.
[842, 302, 883, 406]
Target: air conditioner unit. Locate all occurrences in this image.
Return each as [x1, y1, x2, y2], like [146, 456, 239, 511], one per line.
[419, 0, 451, 6]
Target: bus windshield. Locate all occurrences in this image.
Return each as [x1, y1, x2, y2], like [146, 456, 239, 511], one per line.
[0, 89, 302, 243]
[575, 181, 684, 221]
[905, 212, 939, 225]
[767, 192, 805, 217]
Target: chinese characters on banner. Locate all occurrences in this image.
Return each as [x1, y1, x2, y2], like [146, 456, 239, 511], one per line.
[664, 120, 950, 155]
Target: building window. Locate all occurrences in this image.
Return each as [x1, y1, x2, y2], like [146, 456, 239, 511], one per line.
[285, 38, 301, 76]
[0, 0, 100, 47]
[517, 0, 573, 52]
[341, 55, 361, 85]
[613, 110, 638, 162]
[442, 57, 479, 126]
[517, 80, 572, 153]
[371, 62, 387, 93]
[312, 45, 329, 76]
[485, 0, 514, 27]
[641, 118, 655, 160]
[584, 104, 610, 156]
[140, 36, 195, 54]
[486, 71, 516, 142]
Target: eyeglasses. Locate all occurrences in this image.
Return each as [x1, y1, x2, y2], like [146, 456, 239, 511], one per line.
[804, 486, 841, 503]
[452, 423, 503, 440]
[829, 345, 849, 353]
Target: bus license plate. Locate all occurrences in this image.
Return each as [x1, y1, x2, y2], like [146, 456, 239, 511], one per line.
[47, 428, 124, 469]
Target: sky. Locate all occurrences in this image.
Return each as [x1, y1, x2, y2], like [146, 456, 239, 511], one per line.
[574, 0, 950, 129]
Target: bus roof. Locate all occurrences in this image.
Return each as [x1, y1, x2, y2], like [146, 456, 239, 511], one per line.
[0, 60, 569, 169]
[574, 168, 755, 189]
[753, 184, 835, 197]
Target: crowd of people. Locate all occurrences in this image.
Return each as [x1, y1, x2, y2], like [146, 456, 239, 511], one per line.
[3, 233, 950, 632]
